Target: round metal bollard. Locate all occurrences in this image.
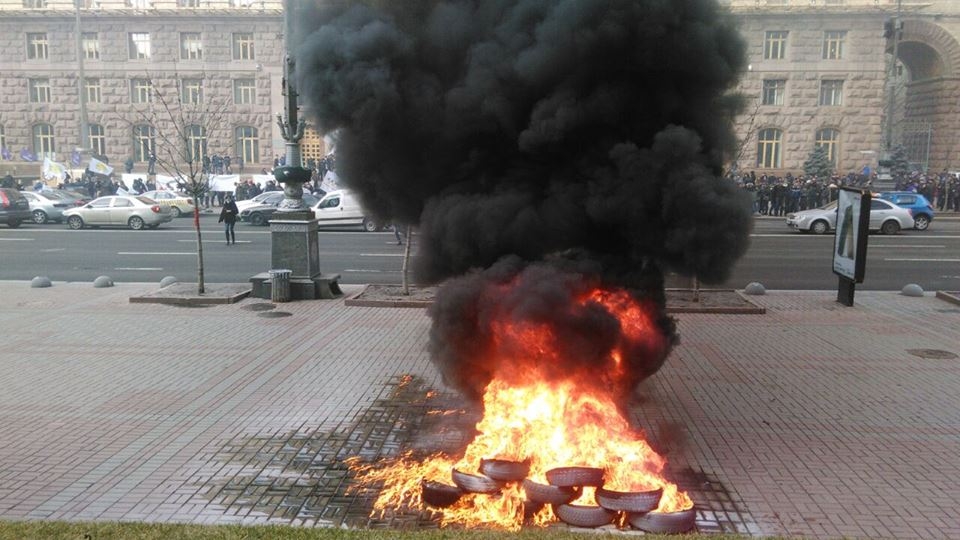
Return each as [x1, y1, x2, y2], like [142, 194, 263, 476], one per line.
[269, 269, 292, 302]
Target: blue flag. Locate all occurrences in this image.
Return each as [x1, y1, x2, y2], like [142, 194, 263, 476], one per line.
[0, 147, 11, 161]
[20, 148, 37, 162]
[71, 149, 82, 166]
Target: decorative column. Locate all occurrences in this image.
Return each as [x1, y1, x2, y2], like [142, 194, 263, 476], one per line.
[249, 0, 341, 300]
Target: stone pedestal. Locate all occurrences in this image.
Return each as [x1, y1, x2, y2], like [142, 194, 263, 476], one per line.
[249, 213, 342, 300]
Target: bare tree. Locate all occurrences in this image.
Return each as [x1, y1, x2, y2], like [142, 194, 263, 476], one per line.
[129, 73, 232, 294]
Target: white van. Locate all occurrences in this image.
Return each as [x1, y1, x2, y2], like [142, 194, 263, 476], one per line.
[311, 189, 383, 232]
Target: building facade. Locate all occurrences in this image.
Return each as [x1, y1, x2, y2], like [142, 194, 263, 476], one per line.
[725, 0, 960, 175]
[0, 0, 293, 177]
[4, 1, 960, 179]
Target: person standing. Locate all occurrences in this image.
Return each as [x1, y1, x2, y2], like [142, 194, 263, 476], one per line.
[218, 194, 239, 245]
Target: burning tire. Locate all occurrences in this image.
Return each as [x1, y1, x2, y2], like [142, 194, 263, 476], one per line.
[554, 503, 616, 528]
[479, 458, 530, 482]
[628, 507, 697, 534]
[521, 478, 580, 505]
[420, 479, 462, 508]
[595, 487, 662, 513]
[451, 469, 501, 494]
[545, 466, 604, 487]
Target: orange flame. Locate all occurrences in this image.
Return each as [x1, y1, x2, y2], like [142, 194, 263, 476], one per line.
[350, 286, 690, 529]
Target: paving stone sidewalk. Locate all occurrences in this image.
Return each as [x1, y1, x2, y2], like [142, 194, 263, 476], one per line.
[0, 282, 958, 539]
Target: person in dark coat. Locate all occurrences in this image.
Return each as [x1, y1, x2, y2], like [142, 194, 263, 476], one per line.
[218, 193, 239, 245]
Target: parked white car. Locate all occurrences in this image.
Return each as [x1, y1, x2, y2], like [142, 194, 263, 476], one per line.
[63, 195, 174, 230]
[311, 189, 383, 231]
[786, 199, 914, 235]
[140, 190, 195, 217]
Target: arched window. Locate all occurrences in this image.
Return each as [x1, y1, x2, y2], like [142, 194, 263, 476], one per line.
[32, 123, 55, 159]
[815, 128, 840, 166]
[235, 126, 259, 164]
[185, 125, 206, 164]
[133, 124, 155, 162]
[756, 128, 782, 168]
[89, 124, 106, 157]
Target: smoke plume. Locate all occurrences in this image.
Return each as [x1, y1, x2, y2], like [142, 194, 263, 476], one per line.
[296, 0, 751, 398]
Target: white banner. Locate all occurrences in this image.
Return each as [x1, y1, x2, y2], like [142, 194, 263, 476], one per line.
[209, 174, 240, 193]
[251, 174, 274, 190]
[154, 174, 182, 191]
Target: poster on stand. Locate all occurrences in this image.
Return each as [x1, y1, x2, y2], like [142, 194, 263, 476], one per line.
[832, 187, 871, 283]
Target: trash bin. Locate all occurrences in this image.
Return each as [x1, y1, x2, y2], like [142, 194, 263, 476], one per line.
[269, 269, 292, 302]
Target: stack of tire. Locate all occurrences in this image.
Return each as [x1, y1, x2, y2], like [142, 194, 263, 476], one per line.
[420, 461, 696, 533]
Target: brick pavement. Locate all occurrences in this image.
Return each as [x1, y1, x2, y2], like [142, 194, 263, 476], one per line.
[0, 281, 958, 538]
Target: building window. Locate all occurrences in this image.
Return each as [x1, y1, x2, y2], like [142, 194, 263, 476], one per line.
[0, 125, 6, 157]
[23, 0, 47, 8]
[180, 32, 202, 60]
[762, 79, 785, 106]
[29, 78, 51, 103]
[232, 32, 255, 60]
[126, 0, 152, 8]
[822, 31, 846, 60]
[756, 128, 782, 168]
[233, 79, 256, 104]
[819, 80, 843, 106]
[133, 124, 155, 162]
[763, 31, 788, 60]
[89, 124, 106, 157]
[815, 128, 840, 166]
[32, 124, 55, 159]
[26, 33, 48, 60]
[235, 126, 259, 164]
[131, 78, 152, 104]
[185, 125, 207, 164]
[181, 78, 203, 105]
[128, 32, 151, 60]
[81, 33, 99, 60]
[178, 0, 200, 6]
[232, 0, 256, 6]
[84, 78, 101, 103]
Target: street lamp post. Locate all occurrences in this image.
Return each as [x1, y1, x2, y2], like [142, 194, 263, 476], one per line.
[74, 0, 90, 163]
[249, 0, 341, 301]
[884, 0, 902, 153]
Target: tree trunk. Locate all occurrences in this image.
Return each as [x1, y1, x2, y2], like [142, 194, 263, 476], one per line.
[401, 225, 412, 296]
[194, 195, 205, 294]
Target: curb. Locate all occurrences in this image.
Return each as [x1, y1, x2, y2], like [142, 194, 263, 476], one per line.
[343, 284, 434, 308]
[935, 290, 960, 306]
[664, 289, 767, 314]
[128, 283, 251, 305]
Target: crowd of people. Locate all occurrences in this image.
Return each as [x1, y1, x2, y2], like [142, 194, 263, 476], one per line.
[730, 169, 960, 215]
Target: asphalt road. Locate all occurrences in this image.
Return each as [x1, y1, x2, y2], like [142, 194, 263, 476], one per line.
[2, 214, 958, 290]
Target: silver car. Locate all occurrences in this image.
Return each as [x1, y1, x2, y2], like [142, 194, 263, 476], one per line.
[63, 195, 173, 230]
[21, 190, 83, 224]
[786, 199, 915, 235]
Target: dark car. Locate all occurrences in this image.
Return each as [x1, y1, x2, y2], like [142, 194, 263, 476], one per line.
[239, 193, 320, 226]
[0, 188, 32, 228]
[878, 191, 935, 231]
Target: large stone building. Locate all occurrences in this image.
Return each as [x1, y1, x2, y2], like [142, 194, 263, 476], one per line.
[0, 0, 331, 178]
[3, 1, 960, 179]
[725, 0, 960, 175]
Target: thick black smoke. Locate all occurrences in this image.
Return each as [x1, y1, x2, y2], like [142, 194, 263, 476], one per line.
[296, 0, 751, 398]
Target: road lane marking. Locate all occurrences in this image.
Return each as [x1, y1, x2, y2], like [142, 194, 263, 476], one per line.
[117, 252, 194, 255]
[41, 248, 66, 252]
[885, 258, 960, 262]
[872, 245, 945, 248]
[0, 238, 34, 241]
[114, 267, 163, 271]
[359, 253, 404, 257]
